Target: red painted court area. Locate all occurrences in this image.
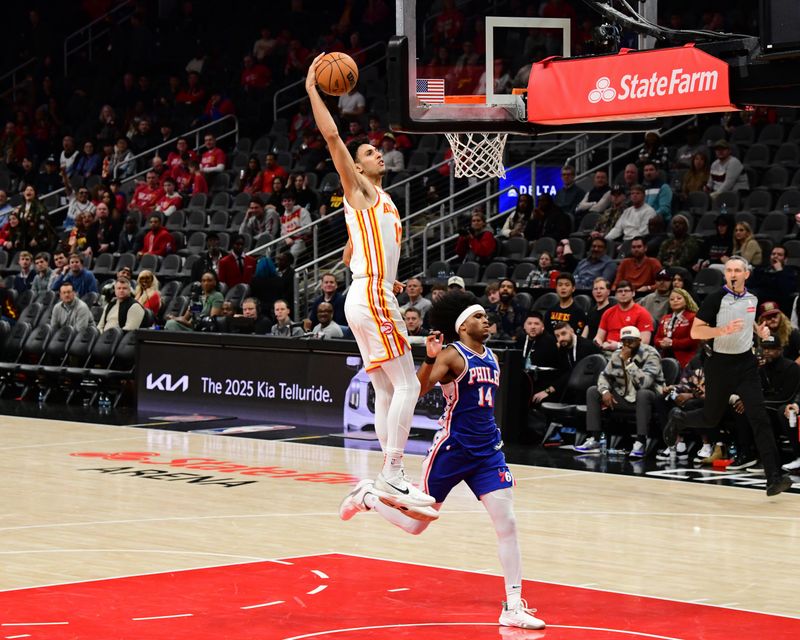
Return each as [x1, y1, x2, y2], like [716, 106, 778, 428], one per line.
[2, 554, 798, 639]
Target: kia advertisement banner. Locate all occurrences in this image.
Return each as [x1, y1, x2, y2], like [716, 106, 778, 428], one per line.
[527, 44, 738, 125]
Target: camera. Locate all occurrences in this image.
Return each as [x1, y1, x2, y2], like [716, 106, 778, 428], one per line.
[458, 227, 470, 236]
[189, 282, 203, 315]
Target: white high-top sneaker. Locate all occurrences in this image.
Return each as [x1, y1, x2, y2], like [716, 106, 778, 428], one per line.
[499, 599, 546, 630]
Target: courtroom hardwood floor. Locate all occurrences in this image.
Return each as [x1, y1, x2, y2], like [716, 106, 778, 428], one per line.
[1, 414, 798, 627]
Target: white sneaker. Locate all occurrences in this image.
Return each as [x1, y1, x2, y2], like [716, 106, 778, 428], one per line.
[629, 441, 645, 458]
[694, 443, 712, 462]
[782, 457, 800, 472]
[373, 469, 435, 508]
[382, 501, 440, 522]
[339, 479, 374, 521]
[574, 436, 598, 452]
[656, 441, 687, 460]
[499, 599, 546, 630]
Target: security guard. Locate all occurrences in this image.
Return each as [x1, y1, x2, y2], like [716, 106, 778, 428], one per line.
[664, 256, 793, 496]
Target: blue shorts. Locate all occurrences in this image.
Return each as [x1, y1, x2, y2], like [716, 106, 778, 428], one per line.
[421, 430, 514, 503]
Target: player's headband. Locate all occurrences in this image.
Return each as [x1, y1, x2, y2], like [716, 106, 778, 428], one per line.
[455, 304, 485, 334]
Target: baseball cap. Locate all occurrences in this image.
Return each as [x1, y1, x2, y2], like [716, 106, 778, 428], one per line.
[382, 132, 396, 142]
[448, 275, 465, 289]
[713, 138, 731, 149]
[619, 326, 641, 340]
[761, 334, 780, 348]
[45, 154, 57, 163]
[758, 301, 781, 318]
[655, 269, 671, 281]
[610, 184, 625, 195]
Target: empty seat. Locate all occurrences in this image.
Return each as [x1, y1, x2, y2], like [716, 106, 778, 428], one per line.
[775, 189, 800, 215]
[711, 191, 740, 212]
[480, 262, 508, 283]
[756, 212, 789, 244]
[185, 209, 207, 231]
[456, 261, 480, 284]
[774, 142, 800, 169]
[757, 123, 784, 148]
[743, 143, 771, 169]
[686, 191, 710, 214]
[744, 190, 772, 215]
[758, 165, 788, 191]
[157, 253, 182, 278]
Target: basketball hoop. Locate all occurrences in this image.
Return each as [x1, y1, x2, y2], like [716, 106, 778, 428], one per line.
[444, 132, 508, 179]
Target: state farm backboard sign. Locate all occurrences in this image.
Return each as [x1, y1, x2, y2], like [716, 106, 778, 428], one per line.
[527, 44, 737, 125]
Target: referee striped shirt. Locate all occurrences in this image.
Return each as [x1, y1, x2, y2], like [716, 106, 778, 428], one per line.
[695, 287, 758, 354]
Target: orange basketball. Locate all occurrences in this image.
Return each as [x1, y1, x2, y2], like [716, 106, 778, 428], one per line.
[315, 52, 359, 96]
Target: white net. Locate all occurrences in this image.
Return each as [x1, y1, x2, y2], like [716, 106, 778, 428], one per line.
[444, 132, 509, 179]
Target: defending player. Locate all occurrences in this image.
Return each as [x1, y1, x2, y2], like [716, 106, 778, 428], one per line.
[339, 291, 546, 630]
[305, 55, 434, 510]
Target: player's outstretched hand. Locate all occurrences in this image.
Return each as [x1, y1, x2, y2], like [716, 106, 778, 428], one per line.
[305, 53, 325, 92]
[393, 280, 405, 295]
[425, 331, 444, 359]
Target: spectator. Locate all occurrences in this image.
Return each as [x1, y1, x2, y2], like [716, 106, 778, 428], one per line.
[595, 280, 654, 351]
[197, 91, 236, 126]
[706, 139, 748, 201]
[62, 172, 96, 231]
[380, 133, 405, 176]
[0, 278, 17, 324]
[403, 307, 426, 338]
[520, 311, 560, 392]
[674, 126, 708, 170]
[118, 216, 142, 254]
[100, 266, 134, 303]
[621, 163, 639, 195]
[529, 193, 572, 242]
[279, 192, 312, 259]
[97, 278, 145, 332]
[164, 271, 224, 332]
[582, 277, 612, 341]
[749, 245, 798, 315]
[129, 118, 159, 159]
[541, 320, 602, 403]
[758, 301, 800, 362]
[289, 173, 319, 213]
[605, 185, 656, 243]
[680, 152, 710, 207]
[0, 122, 27, 167]
[654, 287, 700, 368]
[0, 211, 23, 256]
[59, 135, 78, 177]
[217, 234, 257, 287]
[338, 86, 366, 119]
[154, 178, 183, 217]
[304, 272, 347, 329]
[270, 298, 304, 337]
[658, 215, 701, 269]
[448, 275, 465, 291]
[726, 221, 762, 266]
[311, 301, 345, 339]
[238, 154, 263, 194]
[639, 269, 673, 325]
[695, 213, 733, 272]
[166, 138, 198, 171]
[523, 252, 555, 289]
[399, 277, 432, 320]
[134, 270, 161, 315]
[48, 249, 68, 289]
[590, 185, 627, 237]
[130, 171, 165, 215]
[455, 211, 497, 264]
[642, 162, 672, 222]
[575, 169, 611, 219]
[578, 325, 665, 456]
[553, 164, 584, 217]
[182, 159, 209, 195]
[344, 120, 367, 146]
[73, 140, 102, 178]
[573, 237, 616, 290]
[499, 194, 533, 238]
[612, 236, 663, 292]
[51, 253, 98, 297]
[240, 54, 271, 92]
[106, 136, 135, 179]
[545, 272, 587, 334]
[191, 231, 228, 281]
[12, 251, 35, 293]
[266, 176, 288, 212]
[636, 131, 669, 169]
[225, 297, 272, 335]
[489, 279, 527, 340]
[199, 134, 226, 175]
[30, 252, 52, 295]
[50, 282, 95, 331]
[68, 213, 98, 257]
[139, 215, 175, 257]
[0, 190, 12, 226]
[36, 156, 63, 194]
[261, 153, 289, 193]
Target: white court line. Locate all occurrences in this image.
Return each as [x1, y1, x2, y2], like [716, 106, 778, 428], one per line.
[578, 583, 599, 588]
[514, 471, 587, 482]
[306, 585, 327, 595]
[1, 622, 68, 627]
[5, 634, 32, 638]
[0, 435, 145, 452]
[311, 570, 328, 579]
[240, 601, 284, 610]
[688, 598, 709, 603]
[0, 549, 269, 562]
[717, 602, 740, 607]
[387, 588, 409, 592]
[132, 613, 193, 621]
[281, 622, 682, 640]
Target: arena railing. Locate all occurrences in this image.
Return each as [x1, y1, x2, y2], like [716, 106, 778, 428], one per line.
[63, 0, 135, 76]
[272, 42, 387, 122]
[0, 57, 38, 103]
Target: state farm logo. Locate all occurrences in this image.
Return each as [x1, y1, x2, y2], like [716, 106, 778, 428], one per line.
[146, 373, 189, 392]
[588, 77, 616, 103]
[588, 67, 719, 103]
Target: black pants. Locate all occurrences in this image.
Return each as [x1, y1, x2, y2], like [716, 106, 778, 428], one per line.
[681, 352, 782, 480]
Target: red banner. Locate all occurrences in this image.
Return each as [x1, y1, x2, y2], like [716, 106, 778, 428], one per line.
[527, 44, 738, 125]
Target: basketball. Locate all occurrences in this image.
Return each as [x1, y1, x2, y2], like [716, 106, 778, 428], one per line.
[315, 52, 359, 96]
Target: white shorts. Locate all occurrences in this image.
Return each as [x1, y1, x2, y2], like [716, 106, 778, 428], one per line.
[345, 277, 410, 372]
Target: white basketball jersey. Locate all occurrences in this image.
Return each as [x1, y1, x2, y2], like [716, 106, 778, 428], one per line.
[343, 187, 402, 283]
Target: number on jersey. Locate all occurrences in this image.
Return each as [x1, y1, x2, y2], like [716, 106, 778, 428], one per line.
[478, 386, 494, 408]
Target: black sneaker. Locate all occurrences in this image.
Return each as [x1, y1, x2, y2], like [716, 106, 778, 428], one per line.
[766, 474, 793, 497]
[663, 408, 686, 447]
[727, 454, 758, 471]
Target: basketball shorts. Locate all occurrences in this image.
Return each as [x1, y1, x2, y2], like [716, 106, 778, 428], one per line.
[345, 278, 409, 371]
[421, 430, 514, 503]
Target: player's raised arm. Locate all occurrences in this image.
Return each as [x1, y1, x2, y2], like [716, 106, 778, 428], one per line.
[418, 332, 459, 396]
[305, 54, 363, 200]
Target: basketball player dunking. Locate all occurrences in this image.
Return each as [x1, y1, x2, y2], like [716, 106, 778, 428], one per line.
[306, 55, 436, 513]
[338, 290, 546, 630]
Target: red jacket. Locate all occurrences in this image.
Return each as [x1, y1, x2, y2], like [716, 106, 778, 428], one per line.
[217, 252, 257, 287]
[654, 310, 699, 368]
[141, 227, 175, 256]
[455, 230, 497, 262]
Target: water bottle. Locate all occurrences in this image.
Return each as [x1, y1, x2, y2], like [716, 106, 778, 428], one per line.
[728, 441, 737, 460]
[437, 270, 445, 279]
[720, 202, 727, 215]
[37, 389, 45, 406]
[789, 408, 797, 429]
[599, 432, 607, 455]
[784, 203, 790, 216]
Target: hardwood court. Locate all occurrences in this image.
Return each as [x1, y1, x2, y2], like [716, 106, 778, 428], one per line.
[1, 416, 798, 638]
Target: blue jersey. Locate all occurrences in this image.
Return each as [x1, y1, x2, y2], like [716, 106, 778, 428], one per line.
[438, 341, 502, 455]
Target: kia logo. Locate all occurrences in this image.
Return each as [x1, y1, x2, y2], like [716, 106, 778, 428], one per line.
[146, 373, 189, 392]
[588, 77, 616, 103]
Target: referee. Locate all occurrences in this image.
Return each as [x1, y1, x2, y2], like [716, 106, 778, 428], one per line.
[664, 256, 793, 497]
